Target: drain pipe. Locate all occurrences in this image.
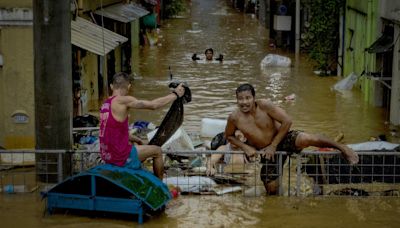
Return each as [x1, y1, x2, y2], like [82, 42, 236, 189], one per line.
[295, 0, 300, 54]
[337, 4, 345, 76]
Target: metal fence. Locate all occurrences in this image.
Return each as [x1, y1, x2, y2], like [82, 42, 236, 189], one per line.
[1, 149, 399, 196]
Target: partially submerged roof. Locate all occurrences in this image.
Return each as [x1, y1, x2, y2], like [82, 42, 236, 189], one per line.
[71, 17, 128, 56]
[94, 3, 149, 23]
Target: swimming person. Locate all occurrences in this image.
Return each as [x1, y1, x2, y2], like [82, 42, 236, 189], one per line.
[191, 48, 223, 62]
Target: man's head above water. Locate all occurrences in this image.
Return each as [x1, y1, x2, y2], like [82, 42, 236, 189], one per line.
[205, 48, 214, 60]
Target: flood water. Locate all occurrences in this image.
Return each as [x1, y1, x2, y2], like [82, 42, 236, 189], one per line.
[131, 0, 396, 144]
[2, 0, 400, 227]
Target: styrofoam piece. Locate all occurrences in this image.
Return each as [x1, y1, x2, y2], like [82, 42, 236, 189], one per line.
[163, 176, 217, 193]
[200, 118, 227, 138]
[347, 141, 400, 151]
[214, 186, 242, 195]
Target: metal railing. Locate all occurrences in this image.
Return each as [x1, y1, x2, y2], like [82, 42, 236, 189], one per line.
[1, 149, 399, 196]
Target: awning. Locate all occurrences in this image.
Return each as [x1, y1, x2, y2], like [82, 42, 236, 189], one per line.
[71, 17, 128, 56]
[366, 33, 394, 53]
[94, 3, 149, 23]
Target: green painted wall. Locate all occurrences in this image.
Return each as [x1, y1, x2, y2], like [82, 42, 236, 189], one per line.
[344, 0, 379, 104]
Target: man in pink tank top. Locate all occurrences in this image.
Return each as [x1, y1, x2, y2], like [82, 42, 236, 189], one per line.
[99, 72, 185, 180]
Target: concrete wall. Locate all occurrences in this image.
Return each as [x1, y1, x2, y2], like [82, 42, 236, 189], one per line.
[80, 53, 99, 114]
[390, 25, 400, 125]
[0, 27, 35, 149]
[0, 1, 130, 148]
[0, 1, 33, 149]
[0, 30, 3, 148]
[381, 0, 400, 125]
[380, 0, 400, 20]
[0, 0, 31, 8]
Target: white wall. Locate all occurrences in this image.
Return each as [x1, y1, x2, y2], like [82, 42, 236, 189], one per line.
[381, 0, 400, 21]
[381, 0, 400, 125]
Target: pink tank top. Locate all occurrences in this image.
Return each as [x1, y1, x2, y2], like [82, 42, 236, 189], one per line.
[99, 96, 132, 166]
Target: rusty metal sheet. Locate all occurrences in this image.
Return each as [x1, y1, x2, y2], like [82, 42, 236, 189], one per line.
[71, 17, 128, 56]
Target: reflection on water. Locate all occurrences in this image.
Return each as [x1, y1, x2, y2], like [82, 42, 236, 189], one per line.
[2, 0, 400, 227]
[2, 194, 400, 227]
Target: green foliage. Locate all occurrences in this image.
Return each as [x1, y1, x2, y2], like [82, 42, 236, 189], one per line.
[302, 0, 344, 73]
[164, 0, 186, 18]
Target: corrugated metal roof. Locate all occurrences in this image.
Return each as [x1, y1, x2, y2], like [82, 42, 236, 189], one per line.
[71, 17, 128, 56]
[0, 8, 33, 26]
[94, 3, 149, 23]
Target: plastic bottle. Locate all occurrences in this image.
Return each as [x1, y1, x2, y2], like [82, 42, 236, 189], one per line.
[3, 184, 14, 193]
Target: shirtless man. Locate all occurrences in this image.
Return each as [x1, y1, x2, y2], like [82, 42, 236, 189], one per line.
[99, 72, 185, 180]
[225, 83, 359, 193]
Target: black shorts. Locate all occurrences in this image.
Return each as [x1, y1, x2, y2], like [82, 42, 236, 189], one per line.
[260, 130, 302, 182]
[276, 130, 302, 155]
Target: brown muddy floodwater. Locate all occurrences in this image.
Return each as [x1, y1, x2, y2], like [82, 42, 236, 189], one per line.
[1, 0, 400, 227]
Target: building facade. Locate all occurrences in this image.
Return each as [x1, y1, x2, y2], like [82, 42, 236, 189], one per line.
[342, 0, 400, 126]
[0, 0, 151, 149]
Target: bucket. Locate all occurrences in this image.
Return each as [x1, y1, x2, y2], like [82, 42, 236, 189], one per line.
[200, 118, 227, 138]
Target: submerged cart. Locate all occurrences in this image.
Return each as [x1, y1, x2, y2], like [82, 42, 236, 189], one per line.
[42, 164, 171, 224]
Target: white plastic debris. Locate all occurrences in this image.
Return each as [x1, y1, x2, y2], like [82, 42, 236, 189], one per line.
[200, 118, 227, 138]
[213, 186, 242, 195]
[147, 127, 194, 152]
[260, 54, 291, 68]
[333, 72, 358, 91]
[347, 141, 400, 151]
[284, 93, 296, 101]
[163, 176, 217, 193]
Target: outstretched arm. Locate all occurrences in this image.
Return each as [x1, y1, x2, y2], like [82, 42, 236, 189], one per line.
[124, 84, 185, 110]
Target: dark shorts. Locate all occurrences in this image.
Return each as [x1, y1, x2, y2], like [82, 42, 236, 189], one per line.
[276, 130, 303, 155]
[260, 130, 302, 182]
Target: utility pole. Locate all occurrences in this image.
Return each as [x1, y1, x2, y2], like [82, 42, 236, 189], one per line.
[295, 0, 300, 55]
[33, 0, 72, 182]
